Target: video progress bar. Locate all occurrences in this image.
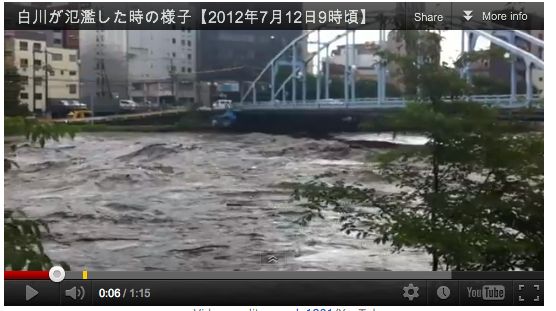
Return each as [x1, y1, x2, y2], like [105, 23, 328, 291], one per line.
[63, 271, 450, 280]
[61, 271, 543, 280]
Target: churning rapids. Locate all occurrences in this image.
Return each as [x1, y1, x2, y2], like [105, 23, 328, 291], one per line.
[5, 132, 431, 271]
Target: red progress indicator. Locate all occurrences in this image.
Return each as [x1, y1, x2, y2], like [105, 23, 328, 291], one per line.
[5, 270, 49, 280]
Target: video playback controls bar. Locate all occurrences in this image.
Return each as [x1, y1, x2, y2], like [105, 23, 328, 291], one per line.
[4, 271, 543, 306]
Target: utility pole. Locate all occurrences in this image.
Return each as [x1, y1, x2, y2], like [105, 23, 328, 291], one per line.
[316, 30, 321, 102]
[44, 48, 48, 109]
[32, 49, 36, 113]
[344, 34, 349, 103]
[170, 57, 176, 106]
[325, 45, 330, 99]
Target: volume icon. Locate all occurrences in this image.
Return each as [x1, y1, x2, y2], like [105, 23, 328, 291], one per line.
[65, 285, 86, 300]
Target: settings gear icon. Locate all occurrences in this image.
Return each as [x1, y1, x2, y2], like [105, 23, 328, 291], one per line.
[402, 283, 420, 301]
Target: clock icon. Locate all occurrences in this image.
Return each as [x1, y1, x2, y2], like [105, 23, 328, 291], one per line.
[437, 286, 451, 300]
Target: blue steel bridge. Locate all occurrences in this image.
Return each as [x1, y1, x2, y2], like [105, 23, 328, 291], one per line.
[55, 28, 543, 128]
[236, 28, 544, 112]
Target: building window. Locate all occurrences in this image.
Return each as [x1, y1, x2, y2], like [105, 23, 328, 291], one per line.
[187, 54, 191, 60]
[20, 76, 28, 85]
[20, 58, 29, 67]
[69, 70, 77, 76]
[187, 40, 191, 47]
[181, 39, 185, 46]
[5, 50, 14, 57]
[69, 55, 77, 62]
[35, 77, 42, 86]
[172, 38, 176, 44]
[35, 93, 42, 100]
[54, 38, 62, 45]
[60, 70, 65, 75]
[69, 84, 77, 94]
[33, 59, 41, 67]
[19, 41, 28, 51]
[172, 52, 176, 57]
[187, 67, 192, 73]
[181, 67, 185, 73]
[20, 92, 29, 99]
[33, 43, 41, 51]
[52, 53, 63, 61]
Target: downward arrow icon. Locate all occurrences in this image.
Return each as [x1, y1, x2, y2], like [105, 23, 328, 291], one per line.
[463, 10, 473, 21]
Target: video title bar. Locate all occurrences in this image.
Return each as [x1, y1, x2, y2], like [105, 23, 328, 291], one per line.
[4, 2, 544, 30]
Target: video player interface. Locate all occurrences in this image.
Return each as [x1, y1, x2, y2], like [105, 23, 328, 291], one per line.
[3, 1, 544, 307]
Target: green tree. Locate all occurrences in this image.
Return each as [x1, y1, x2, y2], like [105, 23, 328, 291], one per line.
[293, 31, 543, 271]
[256, 68, 402, 101]
[5, 118, 76, 270]
[5, 65, 30, 117]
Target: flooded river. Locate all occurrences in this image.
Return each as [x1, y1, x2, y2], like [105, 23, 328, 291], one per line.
[4, 132, 431, 271]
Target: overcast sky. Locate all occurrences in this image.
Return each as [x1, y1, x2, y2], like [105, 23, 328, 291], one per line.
[308, 30, 491, 67]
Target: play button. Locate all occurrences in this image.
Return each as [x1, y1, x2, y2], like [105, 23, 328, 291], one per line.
[26, 285, 39, 301]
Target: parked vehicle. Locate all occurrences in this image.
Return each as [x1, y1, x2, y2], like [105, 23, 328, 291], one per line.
[212, 99, 232, 110]
[66, 109, 92, 120]
[119, 99, 139, 111]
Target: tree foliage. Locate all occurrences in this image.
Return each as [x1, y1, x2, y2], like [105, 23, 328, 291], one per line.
[5, 118, 77, 270]
[5, 117, 77, 148]
[5, 65, 30, 116]
[292, 31, 543, 271]
[255, 65, 403, 101]
[4, 210, 69, 270]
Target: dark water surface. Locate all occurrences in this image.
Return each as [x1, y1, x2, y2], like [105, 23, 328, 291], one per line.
[4, 132, 430, 271]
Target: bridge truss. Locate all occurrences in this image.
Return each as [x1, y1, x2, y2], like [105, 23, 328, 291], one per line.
[240, 27, 544, 109]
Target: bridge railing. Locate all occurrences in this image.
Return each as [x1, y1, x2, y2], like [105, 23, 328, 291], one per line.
[232, 94, 543, 110]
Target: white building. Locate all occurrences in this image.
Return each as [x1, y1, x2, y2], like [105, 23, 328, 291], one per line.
[5, 34, 79, 113]
[79, 30, 197, 111]
[47, 47, 80, 101]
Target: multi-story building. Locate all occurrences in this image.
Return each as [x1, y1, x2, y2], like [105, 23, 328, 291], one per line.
[127, 30, 197, 105]
[79, 30, 197, 112]
[327, 42, 380, 80]
[385, 30, 441, 93]
[469, 30, 544, 95]
[196, 30, 303, 102]
[80, 30, 301, 110]
[5, 31, 80, 113]
[47, 47, 80, 103]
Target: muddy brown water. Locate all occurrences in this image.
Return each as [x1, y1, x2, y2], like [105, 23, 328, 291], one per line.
[4, 132, 430, 271]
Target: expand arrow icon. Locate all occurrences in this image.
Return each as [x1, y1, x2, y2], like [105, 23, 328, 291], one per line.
[463, 10, 473, 21]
